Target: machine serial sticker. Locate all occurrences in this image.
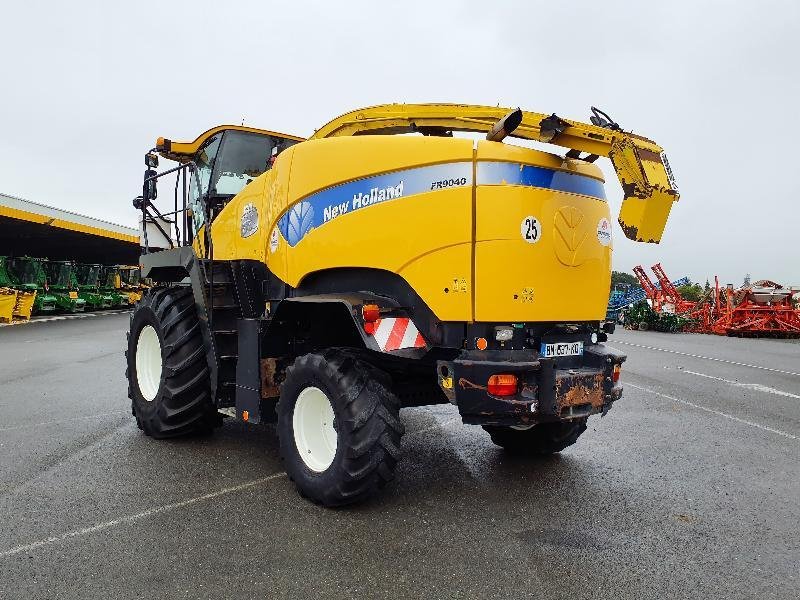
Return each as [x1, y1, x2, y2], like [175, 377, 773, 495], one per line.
[269, 227, 279, 253]
[430, 177, 468, 190]
[596, 217, 612, 247]
[240, 203, 259, 238]
[520, 216, 541, 244]
[449, 277, 468, 293]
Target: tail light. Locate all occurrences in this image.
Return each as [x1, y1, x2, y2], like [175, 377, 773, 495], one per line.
[487, 374, 517, 396]
[362, 304, 381, 322]
[612, 364, 621, 383]
[362, 304, 381, 334]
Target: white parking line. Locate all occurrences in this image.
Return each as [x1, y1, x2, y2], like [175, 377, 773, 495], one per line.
[626, 382, 798, 441]
[613, 340, 800, 378]
[0, 472, 287, 559]
[0, 417, 459, 559]
[681, 370, 800, 399]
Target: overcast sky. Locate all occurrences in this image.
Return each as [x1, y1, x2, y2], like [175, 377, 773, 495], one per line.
[1, 1, 798, 285]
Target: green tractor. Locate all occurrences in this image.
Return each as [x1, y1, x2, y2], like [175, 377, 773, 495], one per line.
[6, 256, 57, 313]
[43, 260, 87, 313]
[75, 263, 113, 310]
[0, 256, 16, 288]
[100, 265, 129, 308]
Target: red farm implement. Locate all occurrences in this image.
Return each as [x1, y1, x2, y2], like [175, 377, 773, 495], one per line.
[632, 263, 695, 313]
[631, 264, 800, 338]
[708, 279, 800, 337]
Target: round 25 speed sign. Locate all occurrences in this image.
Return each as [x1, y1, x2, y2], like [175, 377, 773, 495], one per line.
[521, 216, 541, 244]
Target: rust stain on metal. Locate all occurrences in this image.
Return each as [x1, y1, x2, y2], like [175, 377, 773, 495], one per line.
[555, 373, 605, 412]
[260, 358, 280, 398]
[459, 377, 487, 392]
[636, 147, 662, 163]
[618, 219, 639, 240]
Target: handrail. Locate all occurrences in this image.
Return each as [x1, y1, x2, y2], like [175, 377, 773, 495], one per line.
[138, 161, 195, 253]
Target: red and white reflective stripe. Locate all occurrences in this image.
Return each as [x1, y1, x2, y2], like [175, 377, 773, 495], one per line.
[371, 318, 425, 352]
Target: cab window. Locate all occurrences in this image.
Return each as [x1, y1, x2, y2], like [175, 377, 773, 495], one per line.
[188, 134, 221, 234]
[211, 131, 276, 196]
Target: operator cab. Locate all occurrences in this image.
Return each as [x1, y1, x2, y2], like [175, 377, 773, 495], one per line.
[182, 129, 300, 227]
[139, 125, 304, 251]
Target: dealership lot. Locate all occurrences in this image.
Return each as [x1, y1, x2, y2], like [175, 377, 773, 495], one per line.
[1, 314, 798, 599]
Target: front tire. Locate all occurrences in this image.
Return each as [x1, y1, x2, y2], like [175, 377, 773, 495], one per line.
[126, 286, 219, 438]
[278, 350, 404, 506]
[482, 418, 588, 456]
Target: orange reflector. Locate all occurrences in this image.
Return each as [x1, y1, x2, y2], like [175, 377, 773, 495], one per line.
[488, 374, 517, 396]
[612, 364, 621, 383]
[476, 337, 488, 351]
[242, 410, 249, 422]
[362, 304, 381, 323]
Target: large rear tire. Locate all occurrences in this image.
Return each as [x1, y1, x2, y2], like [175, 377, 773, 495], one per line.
[278, 350, 404, 507]
[482, 419, 588, 456]
[126, 286, 220, 438]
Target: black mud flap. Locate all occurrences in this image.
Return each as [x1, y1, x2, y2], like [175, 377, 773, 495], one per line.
[235, 318, 262, 424]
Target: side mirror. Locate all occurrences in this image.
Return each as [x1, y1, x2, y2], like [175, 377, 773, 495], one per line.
[145, 153, 159, 168]
[143, 169, 158, 202]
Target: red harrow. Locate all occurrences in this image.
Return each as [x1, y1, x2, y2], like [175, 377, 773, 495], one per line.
[632, 264, 800, 338]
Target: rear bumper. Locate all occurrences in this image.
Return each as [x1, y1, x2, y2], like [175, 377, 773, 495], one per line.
[437, 344, 625, 426]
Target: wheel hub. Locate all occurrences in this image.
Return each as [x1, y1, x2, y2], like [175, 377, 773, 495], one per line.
[135, 324, 162, 402]
[293, 386, 337, 472]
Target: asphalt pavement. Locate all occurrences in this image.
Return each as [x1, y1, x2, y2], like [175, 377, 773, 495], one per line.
[0, 313, 798, 599]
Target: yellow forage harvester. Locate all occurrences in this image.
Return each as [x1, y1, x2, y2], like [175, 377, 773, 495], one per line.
[125, 103, 679, 506]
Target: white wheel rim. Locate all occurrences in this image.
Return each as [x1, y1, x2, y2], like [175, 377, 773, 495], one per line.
[135, 325, 162, 402]
[293, 386, 337, 472]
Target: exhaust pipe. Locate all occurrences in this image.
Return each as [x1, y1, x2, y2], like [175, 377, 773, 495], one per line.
[486, 108, 523, 142]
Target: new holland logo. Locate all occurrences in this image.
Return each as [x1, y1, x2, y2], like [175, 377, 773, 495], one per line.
[553, 206, 589, 267]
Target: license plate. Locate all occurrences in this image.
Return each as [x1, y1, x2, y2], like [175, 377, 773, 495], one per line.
[69, 292, 78, 299]
[540, 341, 584, 358]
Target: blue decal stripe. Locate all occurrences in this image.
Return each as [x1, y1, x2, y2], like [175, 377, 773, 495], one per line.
[276, 159, 606, 247]
[278, 162, 472, 246]
[476, 161, 606, 200]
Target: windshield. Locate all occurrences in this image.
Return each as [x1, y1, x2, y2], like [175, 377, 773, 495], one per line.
[120, 268, 141, 286]
[10, 259, 40, 285]
[77, 265, 100, 286]
[103, 268, 119, 288]
[211, 131, 288, 196]
[44, 263, 72, 288]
